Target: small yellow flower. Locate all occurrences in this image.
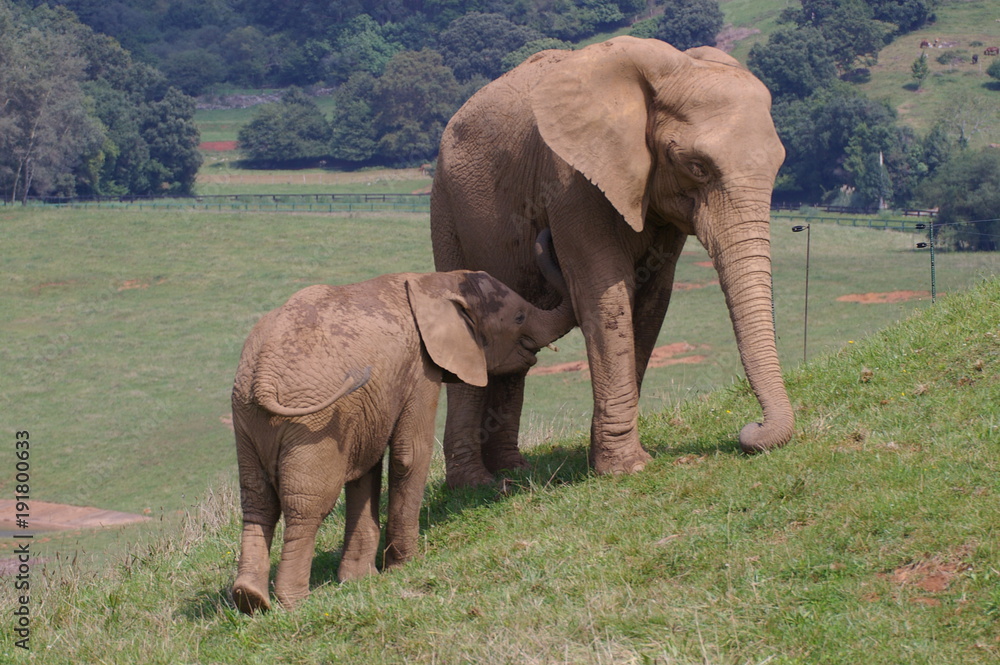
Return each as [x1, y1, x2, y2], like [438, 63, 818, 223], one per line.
[848, 340, 855, 344]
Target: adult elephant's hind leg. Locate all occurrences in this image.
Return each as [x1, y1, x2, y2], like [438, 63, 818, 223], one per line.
[632, 226, 687, 392]
[480, 372, 529, 474]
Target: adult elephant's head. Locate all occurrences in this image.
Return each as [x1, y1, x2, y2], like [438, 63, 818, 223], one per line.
[530, 36, 793, 453]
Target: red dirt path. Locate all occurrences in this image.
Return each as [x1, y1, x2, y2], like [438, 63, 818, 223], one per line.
[837, 291, 932, 304]
[0, 500, 149, 534]
[199, 141, 239, 151]
[529, 342, 708, 376]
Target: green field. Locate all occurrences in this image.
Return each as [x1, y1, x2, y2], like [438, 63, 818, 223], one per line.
[1, 254, 997, 662]
[2, 206, 996, 520]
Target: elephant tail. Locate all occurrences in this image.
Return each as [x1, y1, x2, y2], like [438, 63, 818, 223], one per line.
[253, 366, 372, 417]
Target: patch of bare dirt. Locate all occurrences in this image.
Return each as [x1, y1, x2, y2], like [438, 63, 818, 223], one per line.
[529, 342, 708, 376]
[880, 544, 975, 604]
[716, 25, 761, 53]
[199, 141, 239, 151]
[32, 280, 76, 294]
[674, 279, 719, 291]
[837, 291, 932, 304]
[694, 261, 714, 268]
[0, 500, 149, 534]
[116, 277, 167, 292]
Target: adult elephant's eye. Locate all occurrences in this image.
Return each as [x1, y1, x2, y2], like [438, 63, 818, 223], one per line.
[688, 161, 708, 179]
[515, 312, 526, 325]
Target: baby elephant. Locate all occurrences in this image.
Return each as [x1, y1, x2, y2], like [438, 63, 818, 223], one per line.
[231, 264, 574, 614]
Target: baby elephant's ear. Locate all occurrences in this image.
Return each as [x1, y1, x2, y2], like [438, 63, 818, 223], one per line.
[406, 274, 488, 387]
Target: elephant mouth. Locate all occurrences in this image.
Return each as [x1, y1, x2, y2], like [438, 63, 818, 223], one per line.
[519, 337, 541, 366]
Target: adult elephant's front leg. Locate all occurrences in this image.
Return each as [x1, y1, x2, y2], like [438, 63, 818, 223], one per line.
[576, 278, 651, 475]
[442, 382, 493, 488]
[480, 372, 528, 474]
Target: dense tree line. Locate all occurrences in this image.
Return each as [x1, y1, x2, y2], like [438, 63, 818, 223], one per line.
[1, 0, 201, 202]
[33, 0, 649, 94]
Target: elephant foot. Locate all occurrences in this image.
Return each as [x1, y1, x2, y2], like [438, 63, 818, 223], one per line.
[591, 446, 652, 477]
[482, 446, 529, 474]
[274, 587, 309, 611]
[445, 464, 496, 489]
[232, 580, 271, 615]
[337, 557, 377, 582]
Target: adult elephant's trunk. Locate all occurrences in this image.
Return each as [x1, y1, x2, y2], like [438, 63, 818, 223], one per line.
[700, 197, 794, 453]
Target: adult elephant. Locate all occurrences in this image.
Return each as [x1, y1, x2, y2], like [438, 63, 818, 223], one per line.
[431, 36, 793, 488]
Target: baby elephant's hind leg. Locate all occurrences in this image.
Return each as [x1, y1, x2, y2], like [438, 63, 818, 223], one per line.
[338, 457, 383, 582]
[233, 431, 280, 615]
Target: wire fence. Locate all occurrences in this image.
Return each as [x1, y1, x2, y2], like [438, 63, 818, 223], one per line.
[13, 195, 942, 219]
[12, 192, 432, 213]
[777, 217, 1000, 364]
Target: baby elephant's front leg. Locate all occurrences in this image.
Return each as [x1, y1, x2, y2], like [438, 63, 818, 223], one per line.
[384, 395, 436, 569]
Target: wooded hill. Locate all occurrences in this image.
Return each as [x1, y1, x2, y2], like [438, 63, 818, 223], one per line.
[5, 0, 1000, 231]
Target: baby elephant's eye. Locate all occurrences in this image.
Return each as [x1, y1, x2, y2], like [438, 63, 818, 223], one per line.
[514, 311, 526, 325]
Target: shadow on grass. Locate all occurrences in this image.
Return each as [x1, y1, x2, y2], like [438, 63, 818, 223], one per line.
[420, 426, 744, 530]
[178, 587, 236, 620]
[184, 426, 746, 618]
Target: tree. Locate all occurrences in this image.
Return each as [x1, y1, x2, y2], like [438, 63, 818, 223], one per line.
[140, 87, 202, 194]
[502, 38, 573, 72]
[654, 0, 724, 50]
[748, 26, 837, 99]
[160, 48, 227, 95]
[330, 72, 379, 163]
[773, 84, 913, 205]
[326, 14, 402, 84]
[919, 147, 1000, 251]
[238, 88, 332, 165]
[221, 26, 274, 88]
[910, 52, 929, 89]
[866, 0, 932, 33]
[372, 49, 463, 163]
[988, 58, 1000, 83]
[0, 2, 104, 201]
[939, 91, 999, 149]
[438, 12, 542, 82]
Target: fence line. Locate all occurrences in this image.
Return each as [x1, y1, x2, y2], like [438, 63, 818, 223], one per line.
[11, 195, 943, 222]
[771, 213, 926, 231]
[12, 192, 432, 213]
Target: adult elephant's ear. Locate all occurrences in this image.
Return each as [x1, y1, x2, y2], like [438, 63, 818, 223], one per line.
[529, 36, 686, 233]
[407, 274, 488, 388]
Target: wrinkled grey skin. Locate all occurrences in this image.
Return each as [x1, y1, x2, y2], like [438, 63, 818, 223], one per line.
[231, 265, 573, 614]
[431, 36, 794, 487]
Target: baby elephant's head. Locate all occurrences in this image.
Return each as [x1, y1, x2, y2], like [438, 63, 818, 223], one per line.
[407, 270, 575, 386]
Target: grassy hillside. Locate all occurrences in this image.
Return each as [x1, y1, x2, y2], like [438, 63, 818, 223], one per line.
[2, 276, 997, 663]
[860, 0, 999, 145]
